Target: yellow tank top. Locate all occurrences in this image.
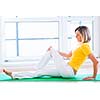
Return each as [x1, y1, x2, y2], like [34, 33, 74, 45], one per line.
[68, 43, 92, 71]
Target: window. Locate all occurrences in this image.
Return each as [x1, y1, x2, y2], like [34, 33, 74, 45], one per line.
[3, 16, 94, 62]
[65, 16, 94, 52]
[4, 17, 59, 62]
[18, 22, 59, 57]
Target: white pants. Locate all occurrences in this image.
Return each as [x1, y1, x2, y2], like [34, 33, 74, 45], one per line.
[12, 48, 74, 79]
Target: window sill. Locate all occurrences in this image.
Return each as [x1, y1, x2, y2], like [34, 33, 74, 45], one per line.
[1, 58, 100, 68]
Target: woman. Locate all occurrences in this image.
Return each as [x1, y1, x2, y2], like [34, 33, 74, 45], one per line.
[3, 26, 99, 80]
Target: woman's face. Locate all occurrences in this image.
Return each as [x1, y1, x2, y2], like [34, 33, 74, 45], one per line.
[75, 31, 84, 42]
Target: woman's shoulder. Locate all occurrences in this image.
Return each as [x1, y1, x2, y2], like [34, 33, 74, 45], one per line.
[80, 43, 92, 55]
[81, 43, 90, 47]
[80, 43, 91, 49]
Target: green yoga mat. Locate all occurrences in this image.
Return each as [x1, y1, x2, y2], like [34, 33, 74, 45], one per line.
[0, 73, 100, 81]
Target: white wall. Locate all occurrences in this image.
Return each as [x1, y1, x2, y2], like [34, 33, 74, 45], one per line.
[94, 16, 100, 57]
[0, 17, 5, 65]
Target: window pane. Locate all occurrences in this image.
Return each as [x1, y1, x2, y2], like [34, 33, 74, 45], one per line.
[18, 22, 58, 38]
[5, 40, 17, 57]
[3, 17, 94, 62]
[66, 21, 79, 52]
[4, 23, 16, 39]
[19, 40, 58, 57]
[67, 21, 79, 35]
[66, 19, 93, 52]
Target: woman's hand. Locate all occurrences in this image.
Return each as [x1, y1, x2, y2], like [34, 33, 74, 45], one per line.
[83, 53, 98, 81]
[47, 46, 52, 51]
[83, 76, 95, 80]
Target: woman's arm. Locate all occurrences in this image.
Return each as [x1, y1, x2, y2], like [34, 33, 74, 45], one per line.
[47, 46, 72, 58]
[58, 51, 72, 58]
[83, 53, 99, 80]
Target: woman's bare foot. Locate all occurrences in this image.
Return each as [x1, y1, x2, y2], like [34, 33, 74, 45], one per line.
[3, 69, 13, 78]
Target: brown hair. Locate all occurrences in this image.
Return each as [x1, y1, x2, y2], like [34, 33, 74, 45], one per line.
[75, 26, 91, 43]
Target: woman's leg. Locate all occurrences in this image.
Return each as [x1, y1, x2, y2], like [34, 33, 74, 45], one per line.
[12, 50, 53, 79]
[3, 50, 57, 79]
[3, 69, 36, 79]
[3, 48, 74, 79]
[3, 67, 60, 79]
[49, 48, 74, 78]
[29, 67, 60, 78]
[36, 51, 52, 69]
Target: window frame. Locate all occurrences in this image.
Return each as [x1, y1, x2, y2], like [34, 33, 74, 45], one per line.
[3, 17, 61, 62]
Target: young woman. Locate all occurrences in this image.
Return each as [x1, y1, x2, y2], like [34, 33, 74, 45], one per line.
[3, 26, 99, 80]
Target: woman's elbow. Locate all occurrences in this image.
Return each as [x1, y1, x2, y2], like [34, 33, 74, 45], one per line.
[94, 60, 99, 65]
